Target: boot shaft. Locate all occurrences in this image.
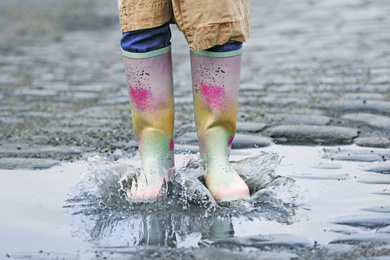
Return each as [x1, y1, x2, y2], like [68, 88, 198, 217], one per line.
[122, 46, 175, 174]
[190, 50, 242, 159]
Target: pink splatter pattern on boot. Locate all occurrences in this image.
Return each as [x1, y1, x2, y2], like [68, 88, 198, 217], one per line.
[199, 83, 226, 110]
[227, 135, 234, 149]
[129, 87, 154, 112]
[169, 138, 174, 152]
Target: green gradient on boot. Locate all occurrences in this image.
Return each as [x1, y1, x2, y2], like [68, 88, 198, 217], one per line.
[190, 51, 250, 203]
[123, 47, 174, 202]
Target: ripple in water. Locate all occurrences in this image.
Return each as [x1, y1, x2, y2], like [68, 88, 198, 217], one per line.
[65, 151, 299, 248]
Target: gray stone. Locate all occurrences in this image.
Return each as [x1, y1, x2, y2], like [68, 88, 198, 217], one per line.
[176, 132, 272, 148]
[362, 207, 390, 213]
[342, 113, 390, 130]
[214, 234, 311, 248]
[175, 144, 199, 154]
[118, 140, 138, 148]
[59, 118, 122, 127]
[332, 214, 390, 228]
[18, 111, 58, 118]
[263, 114, 332, 126]
[354, 137, 390, 148]
[0, 146, 82, 157]
[0, 158, 60, 169]
[362, 161, 390, 174]
[13, 89, 58, 97]
[238, 96, 262, 105]
[174, 96, 193, 105]
[373, 191, 390, 196]
[239, 82, 264, 91]
[75, 106, 118, 118]
[259, 94, 308, 106]
[179, 122, 196, 130]
[7, 135, 50, 144]
[240, 67, 253, 83]
[0, 117, 24, 124]
[323, 148, 390, 162]
[326, 101, 390, 113]
[264, 76, 296, 86]
[358, 174, 390, 184]
[291, 173, 349, 180]
[98, 96, 129, 105]
[4, 252, 79, 260]
[269, 85, 302, 94]
[236, 122, 269, 133]
[359, 84, 390, 94]
[341, 93, 385, 100]
[311, 163, 342, 169]
[0, 75, 14, 85]
[378, 226, 390, 233]
[370, 75, 390, 84]
[233, 134, 272, 148]
[330, 233, 390, 244]
[39, 82, 70, 91]
[71, 84, 112, 92]
[320, 244, 356, 255]
[190, 248, 299, 260]
[59, 92, 100, 101]
[269, 125, 359, 144]
[175, 132, 198, 144]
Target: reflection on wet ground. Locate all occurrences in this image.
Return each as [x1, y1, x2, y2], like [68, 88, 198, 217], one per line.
[63, 144, 390, 252]
[2, 144, 390, 258]
[65, 150, 298, 248]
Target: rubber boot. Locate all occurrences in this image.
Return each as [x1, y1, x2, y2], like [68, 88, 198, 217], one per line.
[190, 49, 250, 203]
[122, 46, 175, 202]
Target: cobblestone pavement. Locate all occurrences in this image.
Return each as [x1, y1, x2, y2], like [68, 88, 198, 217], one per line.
[1, 0, 390, 169]
[0, 0, 390, 257]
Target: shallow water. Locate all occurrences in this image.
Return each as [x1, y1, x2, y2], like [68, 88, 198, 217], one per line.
[1, 144, 390, 257]
[64, 150, 297, 249]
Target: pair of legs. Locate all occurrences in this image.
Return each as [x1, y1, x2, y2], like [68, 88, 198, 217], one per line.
[122, 23, 250, 203]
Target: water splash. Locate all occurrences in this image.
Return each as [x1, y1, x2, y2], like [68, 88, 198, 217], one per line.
[65, 151, 299, 248]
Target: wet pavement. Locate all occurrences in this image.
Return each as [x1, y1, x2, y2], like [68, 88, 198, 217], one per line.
[1, 0, 390, 168]
[1, 0, 390, 259]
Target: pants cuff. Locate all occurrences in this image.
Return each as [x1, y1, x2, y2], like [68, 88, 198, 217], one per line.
[190, 48, 242, 58]
[122, 45, 171, 59]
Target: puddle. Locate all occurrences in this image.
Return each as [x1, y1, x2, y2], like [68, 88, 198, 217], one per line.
[64, 150, 298, 248]
[1, 144, 390, 257]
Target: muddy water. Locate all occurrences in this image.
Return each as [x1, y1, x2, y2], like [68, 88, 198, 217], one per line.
[1, 144, 390, 257]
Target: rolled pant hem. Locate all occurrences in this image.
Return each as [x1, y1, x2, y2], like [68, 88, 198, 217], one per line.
[191, 48, 242, 58]
[122, 45, 171, 59]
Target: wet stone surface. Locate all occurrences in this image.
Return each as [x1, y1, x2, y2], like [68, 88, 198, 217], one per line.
[0, 158, 60, 170]
[323, 147, 390, 162]
[1, 0, 390, 258]
[0, 0, 389, 169]
[362, 161, 390, 174]
[332, 214, 390, 229]
[269, 125, 359, 145]
[176, 132, 272, 148]
[354, 137, 390, 148]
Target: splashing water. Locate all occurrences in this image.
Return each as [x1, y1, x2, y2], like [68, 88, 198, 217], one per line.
[65, 151, 300, 248]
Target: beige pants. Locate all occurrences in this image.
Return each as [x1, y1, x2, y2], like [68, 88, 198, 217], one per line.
[118, 0, 250, 50]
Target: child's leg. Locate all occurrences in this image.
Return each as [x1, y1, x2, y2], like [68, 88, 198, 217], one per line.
[121, 23, 172, 53]
[121, 23, 175, 202]
[190, 41, 250, 203]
